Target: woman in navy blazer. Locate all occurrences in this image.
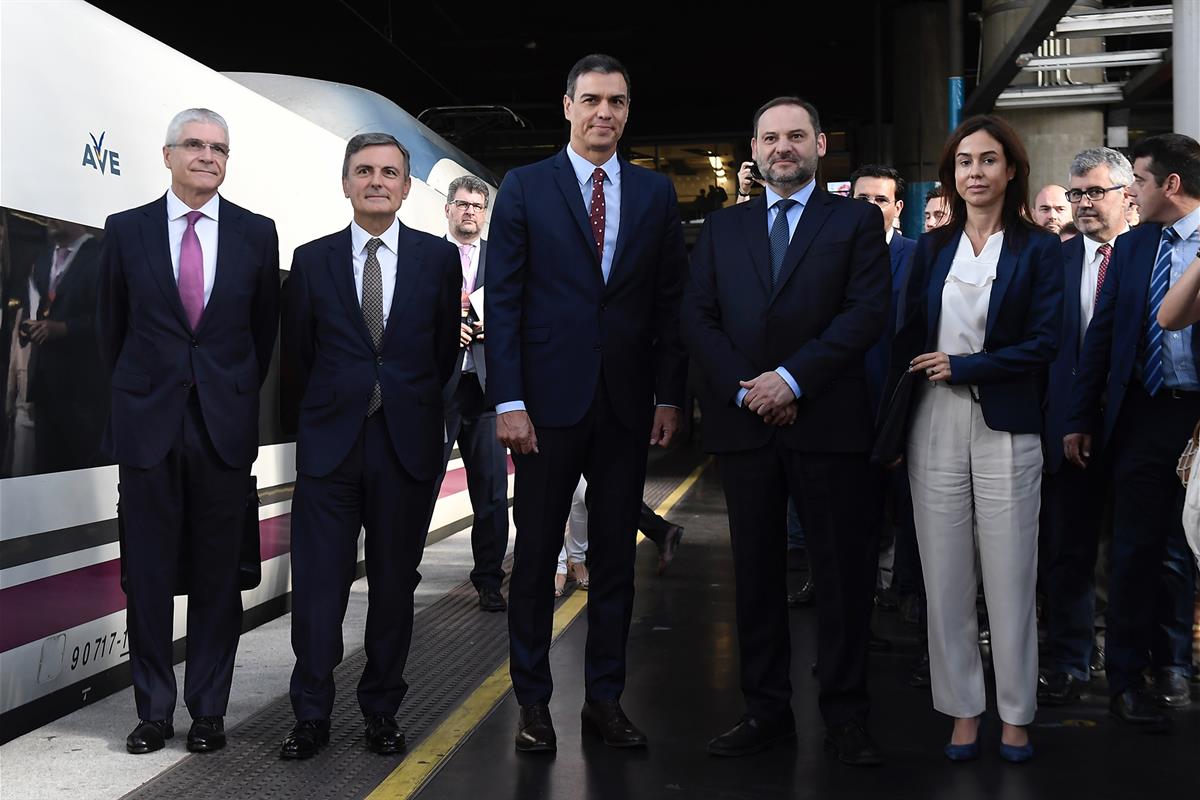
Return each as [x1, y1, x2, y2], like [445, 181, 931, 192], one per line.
[890, 116, 1063, 762]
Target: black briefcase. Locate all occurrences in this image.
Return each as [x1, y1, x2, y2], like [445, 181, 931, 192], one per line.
[870, 370, 918, 466]
[117, 476, 262, 595]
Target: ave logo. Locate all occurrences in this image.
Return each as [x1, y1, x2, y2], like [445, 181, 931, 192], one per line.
[81, 131, 121, 176]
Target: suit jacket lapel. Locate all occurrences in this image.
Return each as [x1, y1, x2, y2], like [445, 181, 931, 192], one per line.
[381, 224, 420, 351]
[196, 202, 244, 334]
[739, 195, 772, 296]
[925, 232, 958, 347]
[476, 239, 487, 289]
[553, 149, 603, 279]
[985, 235, 1019, 341]
[139, 194, 191, 331]
[1062, 236, 1084, 355]
[771, 189, 834, 305]
[327, 226, 374, 351]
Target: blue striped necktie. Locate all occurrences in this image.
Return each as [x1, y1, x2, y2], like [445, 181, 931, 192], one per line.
[1142, 226, 1178, 396]
[769, 198, 797, 291]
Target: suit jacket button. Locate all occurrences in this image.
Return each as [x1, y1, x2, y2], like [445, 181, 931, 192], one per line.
[376, 356, 383, 366]
[191, 339, 199, 348]
[182, 380, 192, 389]
[594, 345, 602, 352]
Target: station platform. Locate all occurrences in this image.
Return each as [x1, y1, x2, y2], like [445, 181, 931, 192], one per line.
[2, 444, 1197, 800]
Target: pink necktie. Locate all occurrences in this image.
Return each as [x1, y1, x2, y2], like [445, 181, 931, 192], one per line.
[459, 244, 475, 293]
[179, 210, 205, 329]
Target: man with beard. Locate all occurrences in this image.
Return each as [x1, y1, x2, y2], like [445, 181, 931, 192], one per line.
[1034, 184, 1071, 235]
[1040, 147, 1131, 707]
[681, 96, 889, 763]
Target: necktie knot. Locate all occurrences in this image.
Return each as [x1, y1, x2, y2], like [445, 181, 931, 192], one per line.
[459, 244, 472, 260]
[1162, 226, 1178, 245]
[366, 237, 383, 257]
[774, 198, 797, 214]
[185, 210, 204, 227]
[53, 246, 70, 268]
[1098, 243, 1112, 258]
[592, 167, 607, 185]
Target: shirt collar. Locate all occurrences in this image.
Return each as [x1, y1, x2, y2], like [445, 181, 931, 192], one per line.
[166, 189, 220, 222]
[351, 217, 400, 256]
[764, 179, 816, 211]
[59, 232, 93, 253]
[1082, 225, 1128, 262]
[566, 145, 621, 187]
[446, 233, 478, 250]
[885, 228, 894, 245]
[1167, 205, 1200, 242]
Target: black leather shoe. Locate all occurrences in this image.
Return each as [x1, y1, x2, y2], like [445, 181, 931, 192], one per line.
[787, 578, 815, 608]
[1151, 670, 1192, 709]
[581, 699, 647, 748]
[280, 718, 331, 760]
[126, 719, 173, 754]
[909, 650, 931, 688]
[657, 525, 684, 575]
[824, 721, 884, 766]
[478, 587, 508, 613]
[365, 714, 405, 754]
[515, 704, 556, 752]
[707, 713, 796, 757]
[1037, 672, 1084, 706]
[186, 716, 226, 752]
[1109, 689, 1171, 732]
[1090, 640, 1106, 674]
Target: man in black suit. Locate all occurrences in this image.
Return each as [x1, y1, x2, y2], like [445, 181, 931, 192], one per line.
[486, 54, 688, 752]
[96, 108, 280, 754]
[1065, 134, 1200, 730]
[681, 97, 890, 764]
[281, 133, 460, 759]
[27, 218, 108, 473]
[1039, 146, 1131, 707]
[429, 174, 511, 613]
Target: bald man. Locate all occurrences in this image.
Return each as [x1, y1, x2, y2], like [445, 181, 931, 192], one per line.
[1033, 184, 1071, 235]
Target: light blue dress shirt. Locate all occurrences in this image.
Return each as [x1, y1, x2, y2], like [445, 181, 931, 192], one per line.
[495, 147, 623, 417]
[1160, 205, 1200, 390]
[735, 181, 816, 408]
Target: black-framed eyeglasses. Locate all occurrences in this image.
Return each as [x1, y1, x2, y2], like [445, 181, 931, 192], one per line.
[1066, 185, 1123, 203]
[450, 199, 486, 212]
[168, 138, 230, 158]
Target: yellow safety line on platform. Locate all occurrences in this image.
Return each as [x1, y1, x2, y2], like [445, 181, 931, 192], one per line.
[367, 456, 712, 800]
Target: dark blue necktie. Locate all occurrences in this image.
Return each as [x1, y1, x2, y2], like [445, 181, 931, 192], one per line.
[1143, 226, 1178, 396]
[769, 198, 797, 291]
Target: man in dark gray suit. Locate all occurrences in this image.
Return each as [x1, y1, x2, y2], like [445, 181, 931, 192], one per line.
[431, 175, 511, 612]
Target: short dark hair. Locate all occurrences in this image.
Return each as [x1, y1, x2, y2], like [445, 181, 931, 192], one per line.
[342, 132, 411, 180]
[565, 54, 631, 100]
[1129, 133, 1200, 198]
[752, 96, 822, 138]
[850, 164, 906, 201]
[447, 175, 490, 206]
[925, 185, 943, 203]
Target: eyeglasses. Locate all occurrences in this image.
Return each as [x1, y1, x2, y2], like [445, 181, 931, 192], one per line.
[168, 139, 230, 158]
[450, 200, 486, 212]
[1066, 185, 1123, 203]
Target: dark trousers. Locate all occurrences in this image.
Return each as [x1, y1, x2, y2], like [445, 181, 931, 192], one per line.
[718, 443, 878, 727]
[430, 371, 509, 591]
[508, 379, 650, 705]
[1106, 385, 1199, 696]
[638, 502, 671, 549]
[289, 412, 435, 720]
[120, 392, 247, 720]
[1041, 458, 1110, 680]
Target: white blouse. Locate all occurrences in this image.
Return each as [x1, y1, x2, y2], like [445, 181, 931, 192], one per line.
[936, 230, 1003, 357]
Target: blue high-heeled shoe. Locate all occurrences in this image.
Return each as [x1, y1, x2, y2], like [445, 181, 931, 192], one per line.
[944, 731, 981, 762]
[999, 740, 1034, 763]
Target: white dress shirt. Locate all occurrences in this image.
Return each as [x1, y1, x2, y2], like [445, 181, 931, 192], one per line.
[565, 144, 621, 283]
[1078, 226, 1128, 344]
[937, 230, 1003, 358]
[166, 190, 219, 307]
[351, 217, 400, 329]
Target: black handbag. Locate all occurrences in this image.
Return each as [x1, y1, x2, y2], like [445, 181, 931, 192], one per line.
[870, 369, 918, 466]
[117, 476, 262, 595]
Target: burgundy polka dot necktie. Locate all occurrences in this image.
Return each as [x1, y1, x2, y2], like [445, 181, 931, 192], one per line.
[589, 167, 606, 264]
[1094, 242, 1112, 305]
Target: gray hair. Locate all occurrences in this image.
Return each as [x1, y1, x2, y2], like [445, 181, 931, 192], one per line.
[165, 108, 229, 146]
[1069, 147, 1134, 187]
[342, 132, 411, 179]
[447, 175, 490, 206]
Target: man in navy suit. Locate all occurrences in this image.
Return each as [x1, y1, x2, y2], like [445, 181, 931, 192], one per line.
[1065, 133, 1200, 730]
[682, 97, 889, 764]
[96, 108, 280, 754]
[429, 174, 511, 613]
[1039, 147, 1131, 707]
[280, 133, 460, 759]
[486, 54, 688, 752]
[27, 219, 107, 473]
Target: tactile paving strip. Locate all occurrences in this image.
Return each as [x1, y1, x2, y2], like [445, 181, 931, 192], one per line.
[121, 450, 699, 800]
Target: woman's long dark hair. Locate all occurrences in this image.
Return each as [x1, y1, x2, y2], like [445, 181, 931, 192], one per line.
[930, 114, 1037, 250]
